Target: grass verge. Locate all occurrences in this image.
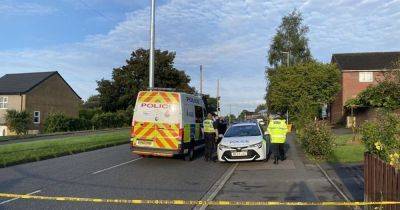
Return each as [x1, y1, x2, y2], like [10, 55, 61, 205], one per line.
[0, 130, 130, 167]
[0, 136, 9, 142]
[327, 133, 366, 163]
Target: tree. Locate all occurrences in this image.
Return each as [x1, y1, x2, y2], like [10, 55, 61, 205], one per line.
[267, 10, 312, 67]
[5, 110, 31, 135]
[266, 62, 340, 128]
[226, 114, 237, 123]
[202, 95, 217, 114]
[255, 104, 267, 113]
[97, 48, 195, 112]
[238, 110, 251, 120]
[83, 95, 101, 109]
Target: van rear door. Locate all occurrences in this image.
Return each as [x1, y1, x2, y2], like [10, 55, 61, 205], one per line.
[132, 91, 181, 150]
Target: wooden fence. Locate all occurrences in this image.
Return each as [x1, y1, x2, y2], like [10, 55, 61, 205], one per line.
[364, 153, 400, 209]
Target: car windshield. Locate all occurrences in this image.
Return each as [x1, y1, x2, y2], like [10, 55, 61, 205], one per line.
[224, 125, 261, 137]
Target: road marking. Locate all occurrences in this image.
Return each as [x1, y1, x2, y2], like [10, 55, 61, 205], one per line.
[0, 190, 41, 205]
[193, 163, 238, 210]
[91, 158, 142, 175]
[0, 192, 400, 206]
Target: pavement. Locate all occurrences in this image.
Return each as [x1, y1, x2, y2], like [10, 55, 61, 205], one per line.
[320, 163, 364, 201]
[0, 133, 355, 210]
[209, 134, 351, 210]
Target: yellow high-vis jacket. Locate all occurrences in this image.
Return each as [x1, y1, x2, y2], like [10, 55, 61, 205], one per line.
[267, 119, 288, 143]
[203, 119, 216, 133]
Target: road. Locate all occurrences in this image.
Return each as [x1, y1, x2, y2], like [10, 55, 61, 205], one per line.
[0, 134, 351, 210]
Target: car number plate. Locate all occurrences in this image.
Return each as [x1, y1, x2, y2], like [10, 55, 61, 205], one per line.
[136, 140, 153, 147]
[231, 151, 247, 156]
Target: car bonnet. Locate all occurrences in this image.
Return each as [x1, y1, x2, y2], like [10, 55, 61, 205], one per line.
[220, 135, 263, 148]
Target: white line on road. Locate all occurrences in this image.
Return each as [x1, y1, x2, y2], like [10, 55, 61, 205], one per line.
[0, 190, 41, 205]
[193, 163, 238, 210]
[91, 158, 142, 175]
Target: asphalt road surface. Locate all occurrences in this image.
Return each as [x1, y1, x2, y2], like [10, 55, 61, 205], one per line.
[0, 134, 351, 210]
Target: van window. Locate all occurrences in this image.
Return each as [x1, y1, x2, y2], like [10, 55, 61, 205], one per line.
[195, 106, 203, 123]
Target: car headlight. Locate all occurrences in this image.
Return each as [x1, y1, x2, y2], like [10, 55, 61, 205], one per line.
[248, 142, 263, 148]
[219, 144, 230, 150]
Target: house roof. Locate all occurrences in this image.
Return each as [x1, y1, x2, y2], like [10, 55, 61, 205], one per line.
[332, 51, 400, 71]
[0, 71, 81, 99]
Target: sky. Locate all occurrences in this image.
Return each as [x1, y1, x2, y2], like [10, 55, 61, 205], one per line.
[0, 0, 399, 115]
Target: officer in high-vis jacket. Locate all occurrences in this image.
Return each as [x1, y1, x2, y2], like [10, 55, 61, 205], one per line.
[267, 116, 288, 164]
[202, 113, 218, 161]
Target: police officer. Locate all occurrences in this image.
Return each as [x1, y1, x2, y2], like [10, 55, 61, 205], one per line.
[202, 113, 219, 161]
[267, 116, 288, 164]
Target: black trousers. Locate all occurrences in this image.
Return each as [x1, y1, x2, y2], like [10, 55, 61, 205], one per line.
[204, 133, 216, 161]
[272, 143, 285, 160]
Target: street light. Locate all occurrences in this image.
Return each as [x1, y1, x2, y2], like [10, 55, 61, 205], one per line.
[149, 0, 156, 90]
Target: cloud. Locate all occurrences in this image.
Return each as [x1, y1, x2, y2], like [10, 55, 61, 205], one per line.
[0, 0, 399, 115]
[0, 0, 57, 16]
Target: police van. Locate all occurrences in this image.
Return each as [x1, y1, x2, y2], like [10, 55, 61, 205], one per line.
[130, 90, 206, 160]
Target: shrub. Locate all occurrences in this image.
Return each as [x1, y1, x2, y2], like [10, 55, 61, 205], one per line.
[299, 121, 334, 158]
[116, 108, 133, 126]
[44, 113, 70, 133]
[79, 108, 103, 120]
[91, 112, 124, 129]
[5, 110, 31, 135]
[44, 113, 93, 133]
[67, 118, 92, 131]
[360, 110, 400, 164]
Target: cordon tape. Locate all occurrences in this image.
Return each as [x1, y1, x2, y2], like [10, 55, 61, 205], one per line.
[0, 193, 399, 206]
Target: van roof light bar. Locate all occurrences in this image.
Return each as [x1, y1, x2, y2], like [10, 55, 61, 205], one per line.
[147, 87, 176, 92]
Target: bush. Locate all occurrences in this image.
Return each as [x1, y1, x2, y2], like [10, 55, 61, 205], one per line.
[299, 121, 334, 158]
[91, 112, 124, 129]
[45, 111, 128, 133]
[5, 110, 31, 135]
[44, 113, 69, 133]
[360, 111, 400, 165]
[67, 118, 92, 131]
[44, 113, 93, 133]
[79, 108, 103, 120]
[116, 108, 133, 126]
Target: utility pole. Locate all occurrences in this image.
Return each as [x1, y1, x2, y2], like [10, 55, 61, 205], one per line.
[200, 65, 203, 95]
[217, 79, 220, 116]
[149, 0, 156, 90]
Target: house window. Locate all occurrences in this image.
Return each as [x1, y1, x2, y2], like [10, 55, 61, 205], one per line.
[33, 111, 40, 124]
[359, 72, 373, 82]
[0, 97, 8, 109]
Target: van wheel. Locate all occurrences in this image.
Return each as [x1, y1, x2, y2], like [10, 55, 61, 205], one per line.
[185, 144, 195, 161]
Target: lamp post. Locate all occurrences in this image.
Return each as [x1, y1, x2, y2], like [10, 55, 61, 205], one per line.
[149, 0, 156, 89]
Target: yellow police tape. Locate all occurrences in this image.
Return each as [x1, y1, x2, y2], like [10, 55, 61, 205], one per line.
[0, 193, 399, 206]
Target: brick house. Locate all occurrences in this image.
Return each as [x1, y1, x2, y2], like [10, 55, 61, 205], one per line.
[0, 71, 81, 136]
[329, 52, 400, 124]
